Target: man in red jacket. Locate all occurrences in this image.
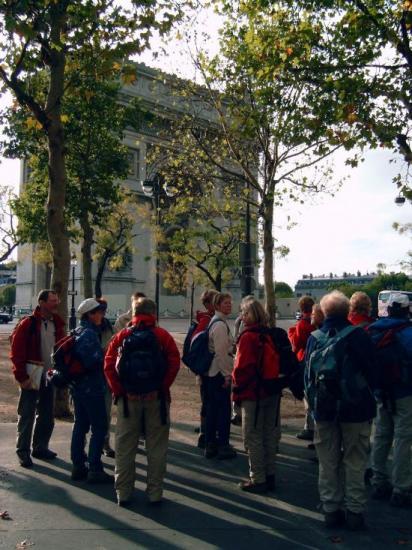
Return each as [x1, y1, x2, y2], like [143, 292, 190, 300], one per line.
[104, 298, 180, 506]
[288, 295, 315, 441]
[10, 289, 65, 468]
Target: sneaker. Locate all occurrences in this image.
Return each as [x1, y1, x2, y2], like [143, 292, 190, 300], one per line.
[217, 445, 237, 460]
[346, 510, 365, 531]
[71, 465, 89, 481]
[296, 429, 314, 441]
[32, 449, 57, 460]
[239, 480, 267, 494]
[266, 474, 275, 491]
[390, 492, 412, 508]
[117, 498, 132, 508]
[87, 470, 114, 484]
[103, 446, 115, 458]
[231, 414, 242, 426]
[197, 433, 206, 449]
[324, 509, 345, 528]
[204, 443, 218, 459]
[371, 482, 392, 501]
[17, 452, 33, 468]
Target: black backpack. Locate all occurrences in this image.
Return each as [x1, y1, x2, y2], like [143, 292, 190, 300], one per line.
[181, 320, 198, 367]
[116, 323, 166, 395]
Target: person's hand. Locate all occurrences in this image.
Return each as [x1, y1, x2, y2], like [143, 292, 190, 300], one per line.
[20, 379, 32, 390]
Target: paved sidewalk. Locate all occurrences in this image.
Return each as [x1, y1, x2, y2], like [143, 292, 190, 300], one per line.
[0, 420, 411, 550]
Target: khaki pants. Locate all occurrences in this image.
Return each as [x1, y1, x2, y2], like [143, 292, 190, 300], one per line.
[115, 397, 170, 502]
[372, 396, 412, 494]
[315, 420, 371, 514]
[241, 394, 280, 484]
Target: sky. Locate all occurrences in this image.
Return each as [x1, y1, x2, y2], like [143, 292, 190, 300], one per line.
[1, 8, 411, 290]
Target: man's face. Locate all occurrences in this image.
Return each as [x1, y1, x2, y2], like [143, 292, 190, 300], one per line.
[41, 293, 60, 315]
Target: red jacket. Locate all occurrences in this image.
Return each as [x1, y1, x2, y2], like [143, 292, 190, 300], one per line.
[232, 325, 280, 402]
[348, 312, 373, 328]
[288, 315, 314, 362]
[10, 307, 66, 383]
[191, 311, 213, 340]
[104, 313, 180, 400]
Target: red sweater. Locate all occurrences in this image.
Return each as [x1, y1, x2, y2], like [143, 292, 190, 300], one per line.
[104, 313, 180, 400]
[191, 311, 213, 340]
[288, 315, 314, 362]
[10, 307, 66, 383]
[232, 325, 280, 402]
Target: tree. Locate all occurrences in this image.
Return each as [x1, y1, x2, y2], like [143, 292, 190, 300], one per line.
[274, 281, 294, 297]
[171, 2, 363, 323]
[0, 185, 19, 262]
[0, 284, 16, 307]
[0, 0, 185, 318]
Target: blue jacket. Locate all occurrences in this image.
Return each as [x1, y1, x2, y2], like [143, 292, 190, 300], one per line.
[72, 320, 106, 394]
[305, 316, 376, 423]
[367, 317, 412, 400]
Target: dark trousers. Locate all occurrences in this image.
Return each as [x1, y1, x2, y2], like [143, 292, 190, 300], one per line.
[199, 376, 207, 434]
[16, 380, 55, 455]
[204, 374, 231, 447]
[71, 387, 108, 472]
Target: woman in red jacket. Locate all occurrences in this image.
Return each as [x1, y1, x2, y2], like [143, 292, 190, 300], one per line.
[232, 298, 280, 494]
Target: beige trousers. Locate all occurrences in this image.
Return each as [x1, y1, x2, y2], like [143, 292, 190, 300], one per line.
[241, 394, 281, 483]
[115, 397, 170, 502]
[372, 396, 412, 494]
[315, 420, 371, 513]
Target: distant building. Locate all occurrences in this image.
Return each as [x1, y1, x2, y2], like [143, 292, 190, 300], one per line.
[294, 272, 377, 300]
[0, 264, 16, 286]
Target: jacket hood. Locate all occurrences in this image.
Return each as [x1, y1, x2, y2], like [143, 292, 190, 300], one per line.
[321, 316, 351, 332]
[131, 313, 157, 327]
[348, 312, 374, 326]
[196, 311, 213, 323]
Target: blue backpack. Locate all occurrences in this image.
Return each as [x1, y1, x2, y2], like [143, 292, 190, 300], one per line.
[183, 319, 223, 375]
[181, 321, 199, 367]
[116, 324, 166, 395]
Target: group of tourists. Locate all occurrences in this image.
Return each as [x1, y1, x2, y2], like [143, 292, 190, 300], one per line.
[9, 286, 412, 529]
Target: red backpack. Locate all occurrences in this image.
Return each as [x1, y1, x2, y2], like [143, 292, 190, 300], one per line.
[48, 331, 85, 388]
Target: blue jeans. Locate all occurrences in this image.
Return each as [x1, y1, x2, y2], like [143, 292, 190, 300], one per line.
[70, 379, 108, 472]
[204, 374, 231, 447]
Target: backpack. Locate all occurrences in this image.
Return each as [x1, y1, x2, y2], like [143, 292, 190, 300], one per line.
[306, 325, 363, 418]
[9, 315, 36, 346]
[183, 318, 224, 375]
[181, 320, 199, 367]
[116, 323, 166, 395]
[367, 322, 412, 388]
[48, 329, 84, 388]
[241, 326, 303, 399]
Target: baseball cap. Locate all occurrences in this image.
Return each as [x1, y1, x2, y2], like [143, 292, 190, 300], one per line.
[77, 298, 105, 316]
[387, 293, 410, 309]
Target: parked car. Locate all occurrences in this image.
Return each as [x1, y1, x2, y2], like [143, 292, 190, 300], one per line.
[295, 311, 302, 320]
[0, 312, 11, 324]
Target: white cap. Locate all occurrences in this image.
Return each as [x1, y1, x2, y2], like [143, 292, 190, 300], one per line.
[77, 298, 104, 316]
[387, 293, 410, 309]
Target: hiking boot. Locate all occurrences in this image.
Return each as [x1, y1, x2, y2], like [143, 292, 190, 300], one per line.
[17, 452, 33, 468]
[371, 482, 392, 501]
[32, 449, 57, 460]
[296, 429, 314, 441]
[390, 492, 412, 508]
[71, 465, 89, 481]
[346, 511, 365, 531]
[197, 433, 206, 449]
[204, 443, 218, 459]
[324, 509, 345, 529]
[87, 470, 114, 484]
[103, 445, 115, 458]
[217, 445, 237, 460]
[266, 474, 276, 491]
[239, 480, 267, 494]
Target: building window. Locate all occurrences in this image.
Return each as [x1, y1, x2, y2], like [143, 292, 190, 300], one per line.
[127, 148, 140, 180]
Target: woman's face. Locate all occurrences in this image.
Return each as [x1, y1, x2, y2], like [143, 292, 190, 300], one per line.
[241, 308, 254, 326]
[88, 309, 104, 326]
[217, 298, 232, 316]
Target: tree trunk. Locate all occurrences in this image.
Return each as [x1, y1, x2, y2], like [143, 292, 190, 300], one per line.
[95, 255, 108, 299]
[80, 211, 94, 298]
[262, 199, 276, 326]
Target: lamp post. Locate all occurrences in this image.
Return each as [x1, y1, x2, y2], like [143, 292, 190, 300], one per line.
[142, 175, 162, 321]
[69, 253, 78, 331]
[240, 180, 255, 297]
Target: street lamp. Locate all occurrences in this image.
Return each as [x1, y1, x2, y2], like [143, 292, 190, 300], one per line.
[142, 175, 162, 321]
[69, 253, 78, 331]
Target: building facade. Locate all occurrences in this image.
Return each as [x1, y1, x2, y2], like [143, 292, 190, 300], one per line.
[15, 64, 245, 319]
[294, 272, 377, 300]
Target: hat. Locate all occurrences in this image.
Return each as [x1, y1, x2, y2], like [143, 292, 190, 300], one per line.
[77, 298, 105, 316]
[387, 293, 410, 309]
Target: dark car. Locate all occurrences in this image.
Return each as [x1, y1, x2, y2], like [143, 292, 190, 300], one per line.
[0, 312, 11, 324]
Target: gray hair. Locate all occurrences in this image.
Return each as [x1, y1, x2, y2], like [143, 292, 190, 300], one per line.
[320, 290, 350, 318]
